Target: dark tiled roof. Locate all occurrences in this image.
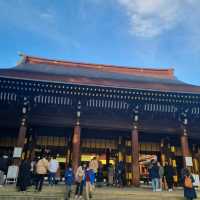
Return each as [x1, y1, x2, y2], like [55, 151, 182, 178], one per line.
[0, 55, 200, 94]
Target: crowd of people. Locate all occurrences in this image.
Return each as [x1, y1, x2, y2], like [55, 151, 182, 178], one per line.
[0, 154, 198, 200]
[148, 160, 197, 199]
[17, 155, 99, 200]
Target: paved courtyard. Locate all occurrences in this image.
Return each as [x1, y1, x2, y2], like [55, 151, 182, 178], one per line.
[0, 185, 199, 200]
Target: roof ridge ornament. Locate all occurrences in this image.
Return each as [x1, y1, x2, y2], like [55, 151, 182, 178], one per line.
[16, 52, 27, 65]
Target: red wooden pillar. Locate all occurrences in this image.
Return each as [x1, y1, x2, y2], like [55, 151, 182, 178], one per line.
[180, 128, 190, 167]
[17, 118, 27, 147]
[14, 118, 27, 165]
[131, 125, 140, 187]
[30, 133, 37, 160]
[72, 124, 81, 173]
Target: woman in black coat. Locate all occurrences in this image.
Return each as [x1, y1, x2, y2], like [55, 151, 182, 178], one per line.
[17, 159, 31, 192]
[164, 162, 174, 192]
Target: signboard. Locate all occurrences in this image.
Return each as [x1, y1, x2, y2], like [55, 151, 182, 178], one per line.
[185, 156, 193, 167]
[192, 174, 200, 187]
[13, 147, 22, 158]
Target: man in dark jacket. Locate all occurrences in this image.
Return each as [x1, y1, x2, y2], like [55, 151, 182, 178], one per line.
[149, 161, 160, 192]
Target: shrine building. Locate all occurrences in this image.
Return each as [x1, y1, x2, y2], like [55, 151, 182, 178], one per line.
[0, 54, 200, 186]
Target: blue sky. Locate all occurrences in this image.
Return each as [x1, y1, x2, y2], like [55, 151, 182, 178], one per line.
[0, 0, 200, 85]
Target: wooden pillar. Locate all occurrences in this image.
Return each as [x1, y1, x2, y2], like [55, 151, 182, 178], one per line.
[17, 118, 27, 147]
[106, 148, 110, 167]
[72, 124, 81, 173]
[180, 128, 190, 167]
[118, 137, 124, 162]
[14, 118, 27, 164]
[160, 139, 166, 166]
[30, 132, 37, 160]
[131, 125, 140, 187]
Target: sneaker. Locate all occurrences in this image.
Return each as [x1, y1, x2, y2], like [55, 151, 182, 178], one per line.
[78, 196, 83, 200]
[168, 189, 173, 192]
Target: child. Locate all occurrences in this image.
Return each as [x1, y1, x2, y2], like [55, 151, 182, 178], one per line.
[64, 164, 74, 200]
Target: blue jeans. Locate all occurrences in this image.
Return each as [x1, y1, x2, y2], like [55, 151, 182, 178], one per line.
[152, 178, 159, 191]
[49, 172, 56, 186]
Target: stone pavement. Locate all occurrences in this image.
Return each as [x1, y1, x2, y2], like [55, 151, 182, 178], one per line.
[0, 185, 199, 200]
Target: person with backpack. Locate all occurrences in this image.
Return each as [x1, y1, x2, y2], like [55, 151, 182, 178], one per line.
[75, 163, 86, 200]
[64, 163, 74, 200]
[183, 169, 197, 200]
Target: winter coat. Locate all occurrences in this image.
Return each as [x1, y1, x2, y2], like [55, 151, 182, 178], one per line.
[64, 168, 74, 185]
[17, 160, 31, 188]
[36, 158, 49, 175]
[164, 165, 174, 182]
[84, 168, 95, 184]
[75, 166, 85, 183]
[149, 164, 160, 179]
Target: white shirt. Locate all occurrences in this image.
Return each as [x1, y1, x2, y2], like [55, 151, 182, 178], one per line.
[49, 159, 59, 173]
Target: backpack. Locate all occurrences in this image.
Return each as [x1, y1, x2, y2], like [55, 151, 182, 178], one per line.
[184, 176, 193, 188]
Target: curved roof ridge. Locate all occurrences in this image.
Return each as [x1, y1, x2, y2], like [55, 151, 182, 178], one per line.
[18, 54, 175, 79]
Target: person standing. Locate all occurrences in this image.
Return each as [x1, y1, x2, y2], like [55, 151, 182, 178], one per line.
[183, 169, 197, 200]
[0, 155, 8, 187]
[149, 161, 160, 192]
[35, 155, 49, 192]
[108, 164, 114, 186]
[17, 159, 31, 192]
[116, 161, 124, 187]
[85, 164, 94, 200]
[164, 162, 174, 192]
[89, 157, 98, 177]
[75, 163, 86, 200]
[158, 162, 164, 191]
[64, 163, 74, 200]
[48, 155, 59, 186]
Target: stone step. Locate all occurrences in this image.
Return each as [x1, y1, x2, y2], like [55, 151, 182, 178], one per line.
[0, 186, 198, 200]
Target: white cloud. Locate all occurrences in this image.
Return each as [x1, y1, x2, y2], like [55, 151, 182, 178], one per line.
[118, 0, 198, 37]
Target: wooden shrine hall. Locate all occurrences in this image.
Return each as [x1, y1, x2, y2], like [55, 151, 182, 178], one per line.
[0, 54, 200, 186]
